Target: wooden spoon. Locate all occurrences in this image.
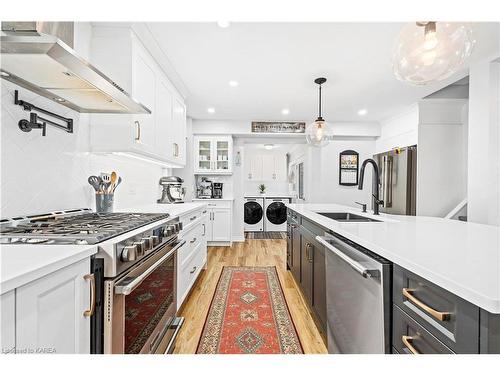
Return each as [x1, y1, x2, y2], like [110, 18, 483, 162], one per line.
[109, 171, 117, 193]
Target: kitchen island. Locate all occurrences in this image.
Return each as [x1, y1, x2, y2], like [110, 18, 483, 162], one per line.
[286, 203, 500, 354]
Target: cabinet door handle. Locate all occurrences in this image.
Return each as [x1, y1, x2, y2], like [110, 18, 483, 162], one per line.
[248, 173, 252, 179]
[190, 216, 197, 221]
[173, 143, 179, 157]
[401, 335, 420, 354]
[202, 223, 206, 236]
[273, 173, 276, 179]
[83, 273, 95, 317]
[402, 288, 451, 321]
[190, 266, 197, 274]
[306, 243, 313, 262]
[134, 120, 141, 141]
[190, 237, 197, 244]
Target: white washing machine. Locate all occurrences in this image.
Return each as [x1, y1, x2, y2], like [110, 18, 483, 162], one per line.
[244, 197, 264, 231]
[264, 197, 291, 232]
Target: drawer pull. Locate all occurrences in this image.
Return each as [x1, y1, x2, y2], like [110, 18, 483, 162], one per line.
[190, 266, 197, 274]
[190, 216, 197, 221]
[402, 288, 451, 321]
[190, 237, 197, 244]
[402, 335, 420, 354]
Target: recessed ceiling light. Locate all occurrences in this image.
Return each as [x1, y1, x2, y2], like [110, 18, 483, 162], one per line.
[54, 97, 66, 103]
[264, 144, 274, 150]
[357, 108, 368, 116]
[228, 80, 239, 87]
[207, 107, 215, 114]
[281, 108, 290, 115]
[217, 21, 230, 28]
[0, 71, 10, 77]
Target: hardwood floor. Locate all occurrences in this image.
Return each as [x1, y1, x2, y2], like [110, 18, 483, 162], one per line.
[173, 239, 328, 354]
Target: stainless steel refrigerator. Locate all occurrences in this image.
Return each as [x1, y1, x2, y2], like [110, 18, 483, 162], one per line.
[374, 145, 417, 215]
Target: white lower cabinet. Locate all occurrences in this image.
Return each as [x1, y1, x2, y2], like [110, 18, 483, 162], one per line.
[15, 258, 92, 354]
[1, 290, 15, 353]
[201, 201, 233, 244]
[177, 209, 208, 309]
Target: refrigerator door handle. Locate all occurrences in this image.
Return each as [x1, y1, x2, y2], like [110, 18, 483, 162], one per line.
[384, 155, 393, 207]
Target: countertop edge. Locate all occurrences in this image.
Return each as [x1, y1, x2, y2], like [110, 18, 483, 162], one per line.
[1, 246, 98, 294]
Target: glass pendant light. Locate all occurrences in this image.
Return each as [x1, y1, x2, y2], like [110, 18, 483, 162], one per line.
[306, 77, 331, 147]
[392, 22, 475, 85]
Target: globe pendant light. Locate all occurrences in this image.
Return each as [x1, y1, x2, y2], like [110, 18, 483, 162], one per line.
[392, 22, 475, 86]
[306, 77, 331, 147]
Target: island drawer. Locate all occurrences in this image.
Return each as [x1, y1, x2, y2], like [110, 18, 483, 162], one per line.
[301, 218, 325, 237]
[393, 265, 480, 353]
[393, 305, 454, 354]
[205, 201, 231, 209]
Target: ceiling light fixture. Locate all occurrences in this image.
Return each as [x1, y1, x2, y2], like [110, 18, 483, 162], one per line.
[228, 80, 239, 87]
[54, 97, 66, 103]
[281, 108, 290, 115]
[207, 107, 216, 114]
[217, 21, 230, 28]
[264, 144, 274, 150]
[306, 77, 332, 147]
[392, 22, 475, 85]
[1, 71, 10, 77]
[357, 108, 367, 116]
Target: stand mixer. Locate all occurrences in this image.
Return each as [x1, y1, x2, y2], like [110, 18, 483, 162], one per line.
[157, 176, 186, 204]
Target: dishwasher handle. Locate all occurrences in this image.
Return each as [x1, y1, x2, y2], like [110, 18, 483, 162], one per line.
[316, 236, 379, 278]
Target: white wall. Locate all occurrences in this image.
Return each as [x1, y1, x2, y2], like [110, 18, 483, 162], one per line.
[417, 100, 469, 217]
[0, 22, 168, 217]
[375, 105, 419, 154]
[467, 60, 500, 226]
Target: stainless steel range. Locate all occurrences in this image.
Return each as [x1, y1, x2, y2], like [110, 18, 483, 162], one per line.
[0, 208, 186, 354]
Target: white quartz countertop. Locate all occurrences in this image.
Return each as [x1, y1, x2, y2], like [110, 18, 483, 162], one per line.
[287, 203, 500, 314]
[119, 202, 208, 217]
[1, 244, 97, 293]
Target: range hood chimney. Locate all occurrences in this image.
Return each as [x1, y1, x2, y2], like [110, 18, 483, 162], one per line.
[1, 22, 151, 114]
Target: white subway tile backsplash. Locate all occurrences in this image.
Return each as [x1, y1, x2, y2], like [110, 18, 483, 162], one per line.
[1, 81, 167, 218]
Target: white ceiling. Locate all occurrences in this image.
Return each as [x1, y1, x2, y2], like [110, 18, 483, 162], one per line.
[144, 22, 499, 123]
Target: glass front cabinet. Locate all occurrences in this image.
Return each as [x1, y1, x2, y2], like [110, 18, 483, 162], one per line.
[194, 136, 233, 174]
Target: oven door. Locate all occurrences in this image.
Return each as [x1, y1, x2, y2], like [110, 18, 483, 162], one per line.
[104, 239, 184, 354]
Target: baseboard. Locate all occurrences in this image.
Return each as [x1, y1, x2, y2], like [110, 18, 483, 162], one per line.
[208, 241, 232, 247]
[232, 236, 245, 242]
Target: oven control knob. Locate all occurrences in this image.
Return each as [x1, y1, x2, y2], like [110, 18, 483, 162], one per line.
[150, 235, 160, 246]
[121, 245, 138, 262]
[134, 240, 147, 256]
[141, 237, 153, 251]
[165, 225, 176, 237]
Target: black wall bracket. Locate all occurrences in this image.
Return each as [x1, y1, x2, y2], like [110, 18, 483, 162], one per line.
[14, 90, 73, 137]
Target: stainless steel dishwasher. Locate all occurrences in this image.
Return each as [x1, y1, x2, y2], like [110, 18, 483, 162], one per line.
[316, 233, 392, 354]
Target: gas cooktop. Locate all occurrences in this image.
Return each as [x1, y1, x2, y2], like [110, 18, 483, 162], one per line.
[0, 209, 170, 245]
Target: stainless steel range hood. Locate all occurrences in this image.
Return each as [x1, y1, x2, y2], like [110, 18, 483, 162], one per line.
[0, 22, 151, 114]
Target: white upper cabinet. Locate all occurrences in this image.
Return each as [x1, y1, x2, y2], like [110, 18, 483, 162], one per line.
[194, 135, 233, 174]
[245, 153, 287, 181]
[89, 26, 186, 166]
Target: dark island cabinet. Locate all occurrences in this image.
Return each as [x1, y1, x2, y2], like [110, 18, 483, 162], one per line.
[287, 209, 327, 336]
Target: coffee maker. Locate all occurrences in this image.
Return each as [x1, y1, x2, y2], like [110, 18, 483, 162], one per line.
[196, 177, 213, 199]
[212, 183, 223, 199]
[157, 176, 186, 204]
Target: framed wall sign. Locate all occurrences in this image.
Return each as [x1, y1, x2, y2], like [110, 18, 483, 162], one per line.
[339, 150, 359, 186]
[251, 121, 306, 134]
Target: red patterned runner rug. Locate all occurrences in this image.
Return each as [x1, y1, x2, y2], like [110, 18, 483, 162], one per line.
[196, 266, 303, 354]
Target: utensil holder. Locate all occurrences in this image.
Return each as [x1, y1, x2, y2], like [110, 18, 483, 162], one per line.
[96, 193, 114, 213]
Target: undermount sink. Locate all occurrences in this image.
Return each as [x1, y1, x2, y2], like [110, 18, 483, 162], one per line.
[317, 212, 381, 222]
